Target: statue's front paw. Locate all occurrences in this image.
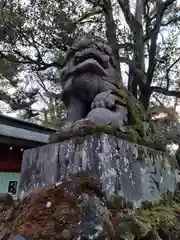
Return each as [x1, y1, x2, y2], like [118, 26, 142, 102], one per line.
[91, 99, 109, 109]
[91, 91, 116, 110]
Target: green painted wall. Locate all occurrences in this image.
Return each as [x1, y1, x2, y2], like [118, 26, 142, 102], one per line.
[0, 172, 20, 199]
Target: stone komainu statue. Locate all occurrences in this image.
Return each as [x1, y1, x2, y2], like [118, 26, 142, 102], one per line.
[60, 35, 146, 130]
[59, 35, 126, 127]
[55, 35, 164, 147]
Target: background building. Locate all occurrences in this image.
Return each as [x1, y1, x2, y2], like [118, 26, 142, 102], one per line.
[0, 115, 55, 199]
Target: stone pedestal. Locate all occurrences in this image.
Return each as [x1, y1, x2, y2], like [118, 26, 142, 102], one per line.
[18, 134, 176, 207]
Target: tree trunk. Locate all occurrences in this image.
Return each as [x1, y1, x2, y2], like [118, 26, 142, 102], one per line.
[102, 0, 122, 76]
[139, 85, 151, 110]
[139, 2, 164, 109]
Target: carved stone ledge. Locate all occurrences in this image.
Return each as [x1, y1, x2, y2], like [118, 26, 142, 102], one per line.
[49, 119, 166, 152]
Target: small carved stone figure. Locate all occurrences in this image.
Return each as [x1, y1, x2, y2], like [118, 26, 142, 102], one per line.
[60, 35, 128, 128]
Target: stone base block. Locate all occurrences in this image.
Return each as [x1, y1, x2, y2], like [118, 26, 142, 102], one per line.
[18, 134, 176, 207]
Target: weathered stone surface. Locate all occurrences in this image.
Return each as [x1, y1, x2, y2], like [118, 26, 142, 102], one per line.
[2, 176, 180, 239]
[87, 106, 128, 128]
[58, 35, 155, 143]
[77, 192, 114, 239]
[60, 229, 72, 240]
[18, 134, 175, 207]
[49, 119, 166, 152]
[60, 35, 119, 123]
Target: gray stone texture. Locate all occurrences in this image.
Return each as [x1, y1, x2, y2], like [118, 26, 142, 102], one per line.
[18, 134, 176, 207]
[59, 35, 129, 128]
[77, 193, 112, 239]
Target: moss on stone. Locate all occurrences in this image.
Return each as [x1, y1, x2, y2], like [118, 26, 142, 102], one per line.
[108, 190, 180, 239]
[133, 190, 180, 239]
[92, 124, 115, 134]
[50, 78, 161, 150]
[73, 136, 85, 145]
[91, 123, 162, 151]
[137, 205, 177, 228]
[49, 81, 167, 151]
[50, 119, 166, 151]
[122, 126, 141, 142]
[113, 83, 157, 146]
[135, 203, 180, 239]
[117, 84, 148, 124]
[89, 124, 147, 146]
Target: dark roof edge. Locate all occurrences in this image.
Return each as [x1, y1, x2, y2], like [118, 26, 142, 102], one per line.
[0, 114, 56, 134]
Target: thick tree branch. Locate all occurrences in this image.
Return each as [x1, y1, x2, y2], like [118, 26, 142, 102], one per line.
[118, 43, 134, 49]
[142, 0, 176, 104]
[0, 90, 12, 103]
[163, 0, 176, 9]
[117, 0, 146, 98]
[116, 0, 141, 35]
[119, 57, 146, 78]
[161, 16, 180, 26]
[151, 87, 180, 98]
[1, 23, 62, 71]
[139, 0, 166, 109]
[166, 56, 180, 89]
[75, 8, 102, 24]
[101, 0, 122, 72]
[144, 0, 176, 41]
[30, 32, 43, 62]
[145, 1, 164, 83]
[152, 94, 165, 107]
[135, 0, 144, 24]
[0, 50, 62, 71]
[86, 0, 122, 73]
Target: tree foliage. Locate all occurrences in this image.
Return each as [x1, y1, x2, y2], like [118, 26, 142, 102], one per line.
[0, 0, 40, 116]
[0, 0, 180, 126]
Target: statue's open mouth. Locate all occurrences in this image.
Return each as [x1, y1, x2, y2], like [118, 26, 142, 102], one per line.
[60, 48, 111, 83]
[74, 49, 109, 69]
[73, 58, 108, 76]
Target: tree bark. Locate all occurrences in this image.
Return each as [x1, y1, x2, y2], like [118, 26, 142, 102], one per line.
[139, 0, 175, 109]
[117, 0, 146, 100]
[151, 87, 180, 98]
[102, 0, 122, 75]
